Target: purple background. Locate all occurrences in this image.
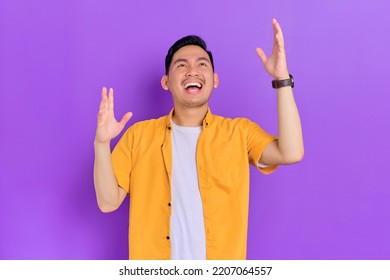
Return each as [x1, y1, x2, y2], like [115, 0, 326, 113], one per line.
[1, 0, 389, 259]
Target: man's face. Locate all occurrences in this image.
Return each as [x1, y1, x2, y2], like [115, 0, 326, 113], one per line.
[161, 45, 219, 109]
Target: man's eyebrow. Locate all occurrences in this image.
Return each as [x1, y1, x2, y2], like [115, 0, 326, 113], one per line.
[172, 58, 188, 65]
[172, 57, 211, 65]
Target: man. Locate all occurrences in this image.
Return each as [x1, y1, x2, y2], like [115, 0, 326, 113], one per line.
[93, 18, 304, 260]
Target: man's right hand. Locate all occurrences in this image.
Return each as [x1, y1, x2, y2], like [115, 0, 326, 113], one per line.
[95, 87, 132, 144]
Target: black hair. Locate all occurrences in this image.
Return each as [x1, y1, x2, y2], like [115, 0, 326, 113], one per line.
[165, 35, 214, 75]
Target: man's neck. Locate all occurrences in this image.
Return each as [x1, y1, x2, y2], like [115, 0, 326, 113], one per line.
[172, 105, 208, 127]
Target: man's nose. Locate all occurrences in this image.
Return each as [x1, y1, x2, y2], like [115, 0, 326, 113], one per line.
[186, 65, 199, 77]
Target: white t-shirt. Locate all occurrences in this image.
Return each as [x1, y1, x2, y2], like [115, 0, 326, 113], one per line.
[170, 121, 206, 260]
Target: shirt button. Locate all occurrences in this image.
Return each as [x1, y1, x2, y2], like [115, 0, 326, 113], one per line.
[168, 203, 171, 206]
[166, 236, 170, 240]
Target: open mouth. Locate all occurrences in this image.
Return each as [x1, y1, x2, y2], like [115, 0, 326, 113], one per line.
[183, 82, 203, 94]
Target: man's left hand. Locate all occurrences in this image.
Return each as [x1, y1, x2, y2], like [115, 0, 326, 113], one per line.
[256, 18, 290, 80]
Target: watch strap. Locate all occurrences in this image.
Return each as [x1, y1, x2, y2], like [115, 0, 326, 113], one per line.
[272, 74, 294, 89]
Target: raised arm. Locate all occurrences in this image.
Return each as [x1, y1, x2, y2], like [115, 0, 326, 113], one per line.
[93, 87, 132, 212]
[256, 18, 304, 165]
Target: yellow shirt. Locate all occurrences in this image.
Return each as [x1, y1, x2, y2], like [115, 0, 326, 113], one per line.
[112, 108, 277, 259]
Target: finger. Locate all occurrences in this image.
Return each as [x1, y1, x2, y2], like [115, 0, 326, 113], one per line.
[272, 18, 285, 48]
[274, 19, 283, 35]
[273, 34, 284, 54]
[108, 88, 114, 112]
[272, 18, 278, 33]
[255, 48, 268, 65]
[101, 86, 107, 99]
[272, 18, 282, 34]
[99, 86, 108, 112]
[119, 112, 133, 127]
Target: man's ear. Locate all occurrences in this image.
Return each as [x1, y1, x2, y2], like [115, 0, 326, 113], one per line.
[213, 73, 219, 88]
[161, 75, 169, 90]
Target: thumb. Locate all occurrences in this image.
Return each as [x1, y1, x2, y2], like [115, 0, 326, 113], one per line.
[119, 112, 133, 127]
[255, 48, 268, 65]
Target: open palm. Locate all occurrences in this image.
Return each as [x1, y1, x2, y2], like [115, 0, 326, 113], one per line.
[95, 87, 132, 144]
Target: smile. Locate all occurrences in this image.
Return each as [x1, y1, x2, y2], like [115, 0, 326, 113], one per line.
[183, 82, 203, 90]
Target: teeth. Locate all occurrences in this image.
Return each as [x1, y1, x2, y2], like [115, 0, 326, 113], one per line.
[184, 82, 202, 89]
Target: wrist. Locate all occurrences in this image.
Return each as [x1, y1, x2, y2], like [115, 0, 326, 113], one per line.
[94, 140, 111, 147]
[275, 75, 290, 80]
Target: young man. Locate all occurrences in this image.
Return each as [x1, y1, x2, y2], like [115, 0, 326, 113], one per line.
[93, 19, 304, 260]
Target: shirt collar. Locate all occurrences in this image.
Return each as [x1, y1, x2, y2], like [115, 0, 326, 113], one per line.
[165, 108, 213, 130]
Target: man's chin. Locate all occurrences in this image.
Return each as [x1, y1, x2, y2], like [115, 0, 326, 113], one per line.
[181, 99, 209, 108]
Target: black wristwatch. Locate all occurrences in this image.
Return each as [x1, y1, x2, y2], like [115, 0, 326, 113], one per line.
[272, 74, 294, 89]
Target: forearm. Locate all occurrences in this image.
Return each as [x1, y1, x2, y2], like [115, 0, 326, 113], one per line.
[276, 86, 304, 162]
[93, 142, 123, 212]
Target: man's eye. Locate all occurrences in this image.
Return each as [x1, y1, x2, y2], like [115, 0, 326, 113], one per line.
[200, 62, 207, 67]
[177, 64, 186, 68]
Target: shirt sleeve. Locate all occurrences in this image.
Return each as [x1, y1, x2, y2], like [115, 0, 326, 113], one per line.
[245, 119, 278, 174]
[111, 128, 133, 194]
